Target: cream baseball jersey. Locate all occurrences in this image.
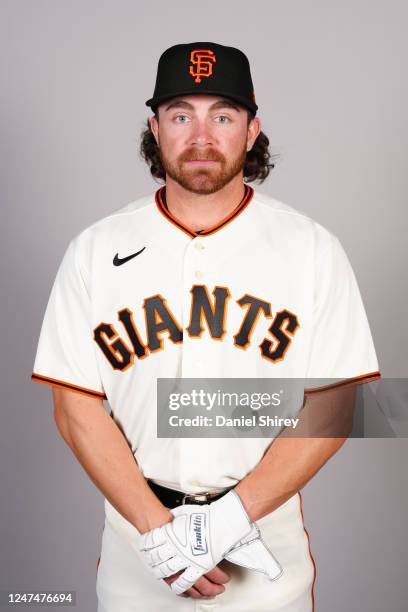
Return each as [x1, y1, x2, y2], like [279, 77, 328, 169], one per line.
[32, 185, 381, 517]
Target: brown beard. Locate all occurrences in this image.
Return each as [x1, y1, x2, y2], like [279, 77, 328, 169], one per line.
[158, 142, 248, 195]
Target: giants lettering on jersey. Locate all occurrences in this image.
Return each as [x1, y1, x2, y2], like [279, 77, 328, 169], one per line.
[93, 284, 299, 371]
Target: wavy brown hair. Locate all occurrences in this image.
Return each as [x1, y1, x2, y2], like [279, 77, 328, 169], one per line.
[140, 113, 278, 183]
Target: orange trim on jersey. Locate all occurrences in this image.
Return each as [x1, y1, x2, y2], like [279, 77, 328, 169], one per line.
[298, 491, 316, 611]
[154, 184, 254, 238]
[304, 371, 381, 395]
[31, 372, 107, 400]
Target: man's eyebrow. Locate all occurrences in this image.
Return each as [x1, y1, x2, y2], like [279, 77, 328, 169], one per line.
[164, 100, 194, 111]
[209, 100, 241, 112]
[163, 98, 242, 112]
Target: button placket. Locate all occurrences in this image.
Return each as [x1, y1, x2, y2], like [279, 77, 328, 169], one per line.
[178, 238, 218, 495]
[181, 238, 209, 378]
[193, 238, 206, 281]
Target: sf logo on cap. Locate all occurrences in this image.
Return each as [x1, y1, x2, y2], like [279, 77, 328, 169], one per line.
[189, 49, 216, 83]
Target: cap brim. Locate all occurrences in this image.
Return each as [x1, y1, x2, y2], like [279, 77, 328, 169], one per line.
[145, 90, 258, 114]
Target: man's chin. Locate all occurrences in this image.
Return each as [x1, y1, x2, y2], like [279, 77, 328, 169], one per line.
[182, 183, 227, 195]
[173, 174, 228, 195]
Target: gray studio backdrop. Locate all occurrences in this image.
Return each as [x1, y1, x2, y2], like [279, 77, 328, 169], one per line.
[1, 1, 407, 611]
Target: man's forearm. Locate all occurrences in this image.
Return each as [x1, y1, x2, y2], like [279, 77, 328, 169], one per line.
[234, 435, 347, 522]
[234, 386, 356, 521]
[53, 388, 172, 533]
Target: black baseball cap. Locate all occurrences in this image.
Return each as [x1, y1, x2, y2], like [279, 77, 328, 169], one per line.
[145, 42, 258, 115]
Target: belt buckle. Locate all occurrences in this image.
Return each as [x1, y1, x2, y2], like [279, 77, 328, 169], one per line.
[181, 492, 212, 505]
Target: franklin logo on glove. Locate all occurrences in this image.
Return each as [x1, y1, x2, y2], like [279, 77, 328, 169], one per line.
[191, 513, 208, 555]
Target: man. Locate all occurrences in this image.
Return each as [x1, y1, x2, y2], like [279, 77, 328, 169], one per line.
[31, 42, 381, 611]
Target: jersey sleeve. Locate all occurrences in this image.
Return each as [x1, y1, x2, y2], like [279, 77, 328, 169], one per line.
[31, 236, 107, 400]
[304, 233, 381, 395]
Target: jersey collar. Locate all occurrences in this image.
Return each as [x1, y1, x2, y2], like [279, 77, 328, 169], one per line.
[154, 184, 254, 239]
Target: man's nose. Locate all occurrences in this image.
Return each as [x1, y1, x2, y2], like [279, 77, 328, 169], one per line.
[188, 119, 214, 146]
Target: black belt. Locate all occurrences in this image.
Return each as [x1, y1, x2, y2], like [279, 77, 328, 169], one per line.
[147, 479, 234, 509]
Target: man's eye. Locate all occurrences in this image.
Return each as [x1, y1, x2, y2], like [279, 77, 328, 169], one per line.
[175, 115, 189, 123]
[215, 115, 230, 123]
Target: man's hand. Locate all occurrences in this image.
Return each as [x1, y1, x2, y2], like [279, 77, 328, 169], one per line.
[137, 489, 283, 596]
[137, 489, 253, 594]
[164, 566, 231, 599]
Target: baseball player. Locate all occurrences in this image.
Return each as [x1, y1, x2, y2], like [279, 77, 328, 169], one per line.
[31, 42, 381, 611]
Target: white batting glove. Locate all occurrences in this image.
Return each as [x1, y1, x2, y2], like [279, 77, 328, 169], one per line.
[137, 489, 254, 595]
[223, 522, 283, 580]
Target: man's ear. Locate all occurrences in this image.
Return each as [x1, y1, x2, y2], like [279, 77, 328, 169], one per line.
[247, 116, 261, 151]
[150, 115, 159, 145]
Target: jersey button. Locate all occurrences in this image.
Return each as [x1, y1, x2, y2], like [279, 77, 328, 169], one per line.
[195, 270, 205, 279]
[194, 241, 205, 251]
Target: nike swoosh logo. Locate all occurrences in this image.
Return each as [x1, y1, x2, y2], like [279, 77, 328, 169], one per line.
[113, 247, 146, 266]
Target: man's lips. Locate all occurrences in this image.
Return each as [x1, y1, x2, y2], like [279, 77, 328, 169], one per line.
[184, 160, 219, 165]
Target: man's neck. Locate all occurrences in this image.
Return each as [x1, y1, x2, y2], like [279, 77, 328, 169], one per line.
[164, 175, 246, 232]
